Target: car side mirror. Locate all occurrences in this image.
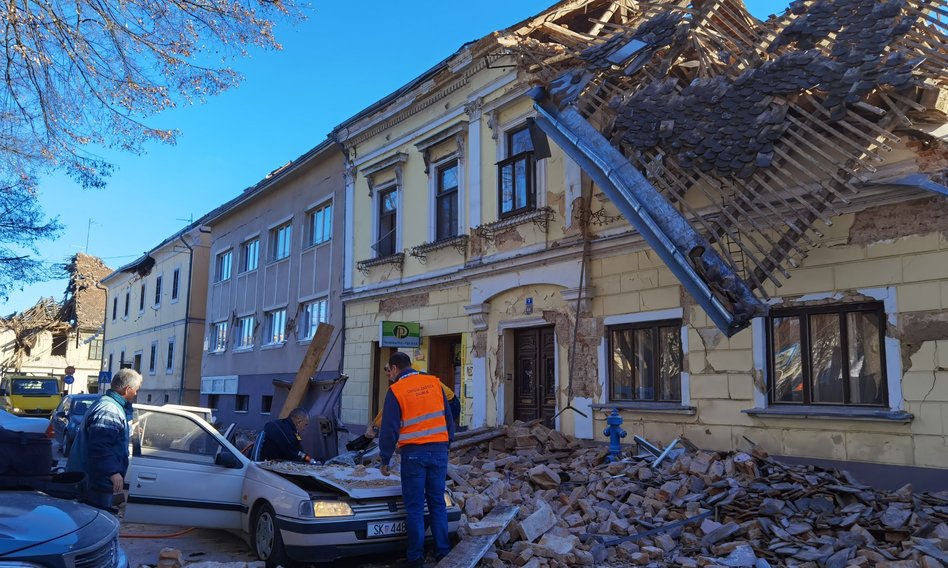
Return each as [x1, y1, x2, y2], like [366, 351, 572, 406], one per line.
[215, 449, 241, 469]
[55, 411, 66, 418]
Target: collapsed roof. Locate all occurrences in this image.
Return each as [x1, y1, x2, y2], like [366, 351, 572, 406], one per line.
[499, 0, 948, 334]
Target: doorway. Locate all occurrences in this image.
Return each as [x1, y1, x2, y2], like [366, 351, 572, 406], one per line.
[428, 335, 462, 395]
[513, 327, 556, 424]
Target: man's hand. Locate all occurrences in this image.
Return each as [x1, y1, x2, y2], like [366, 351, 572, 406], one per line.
[110, 473, 124, 494]
[380, 464, 390, 476]
[364, 427, 376, 440]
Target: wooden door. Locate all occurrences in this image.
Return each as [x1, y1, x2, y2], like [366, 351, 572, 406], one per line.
[513, 328, 556, 423]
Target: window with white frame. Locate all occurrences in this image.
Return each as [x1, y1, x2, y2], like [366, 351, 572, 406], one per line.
[375, 186, 397, 257]
[171, 268, 180, 300]
[215, 250, 233, 282]
[767, 302, 886, 407]
[498, 125, 536, 218]
[308, 202, 332, 246]
[148, 341, 158, 374]
[154, 275, 162, 306]
[235, 316, 255, 349]
[88, 337, 103, 360]
[436, 161, 459, 240]
[241, 239, 259, 272]
[265, 309, 287, 345]
[165, 337, 175, 373]
[299, 299, 328, 340]
[210, 322, 228, 352]
[608, 319, 683, 402]
[271, 223, 292, 261]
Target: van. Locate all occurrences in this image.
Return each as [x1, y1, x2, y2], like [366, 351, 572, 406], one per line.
[0, 375, 63, 417]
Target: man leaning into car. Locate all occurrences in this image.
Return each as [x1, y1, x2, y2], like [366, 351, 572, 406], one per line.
[379, 352, 455, 568]
[259, 407, 316, 463]
[66, 368, 143, 511]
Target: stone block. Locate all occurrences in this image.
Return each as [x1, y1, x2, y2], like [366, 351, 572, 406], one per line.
[914, 435, 948, 468]
[640, 287, 681, 311]
[908, 401, 944, 436]
[868, 233, 940, 258]
[903, 251, 948, 282]
[681, 424, 733, 452]
[157, 548, 183, 568]
[596, 275, 622, 296]
[696, 399, 755, 427]
[727, 329, 754, 350]
[690, 374, 730, 400]
[781, 429, 847, 460]
[909, 342, 938, 372]
[733, 427, 782, 455]
[706, 349, 753, 373]
[537, 533, 579, 555]
[602, 293, 640, 317]
[619, 269, 659, 292]
[845, 432, 914, 465]
[802, 245, 866, 267]
[519, 501, 557, 542]
[727, 374, 755, 401]
[602, 254, 638, 276]
[898, 282, 943, 313]
[776, 267, 834, 296]
[834, 258, 902, 289]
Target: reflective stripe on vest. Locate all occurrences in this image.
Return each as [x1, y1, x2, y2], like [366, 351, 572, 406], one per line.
[390, 373, 449, 447]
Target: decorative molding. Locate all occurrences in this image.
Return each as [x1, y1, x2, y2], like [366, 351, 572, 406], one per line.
[464, 303, 491, 331]
[464, 98, 484, 121]
[409, 235, 469, 263]
[415, 122, 468, 175]
[356, 253, 405, 276]
[560, 286, 595, 312]
[360, 152, 408, 196]
[486, 109, 500, 140]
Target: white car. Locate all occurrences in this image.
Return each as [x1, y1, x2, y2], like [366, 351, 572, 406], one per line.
[0, 408, 49, 434]
[125, 405, 460, 567]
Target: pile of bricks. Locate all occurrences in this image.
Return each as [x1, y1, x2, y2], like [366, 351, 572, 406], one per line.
[447, 423, 948, 567]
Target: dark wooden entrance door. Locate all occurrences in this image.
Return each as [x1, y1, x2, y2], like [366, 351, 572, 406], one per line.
[513, 327, 556, 423]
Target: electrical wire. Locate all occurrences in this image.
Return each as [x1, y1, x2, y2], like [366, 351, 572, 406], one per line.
[119, 527, 195, 539]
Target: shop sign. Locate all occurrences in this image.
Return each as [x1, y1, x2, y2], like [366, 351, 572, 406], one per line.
[379, 321, 421, 348]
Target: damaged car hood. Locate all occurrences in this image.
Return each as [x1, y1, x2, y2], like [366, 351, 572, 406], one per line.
[258, 462, 403, 499]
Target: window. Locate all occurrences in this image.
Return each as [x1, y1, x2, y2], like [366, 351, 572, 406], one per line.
[88, 337, 103, 360]
[261, 395, 273, 414]
[236, 394, 249, 412]
[132, 409, 223, 463]
[120, 350, 126, 368]
[124, 291, 130, 318]
[608, 320, 682, 402]
[154, 275, 162, 306]
[299, 299, 328, 340]
[215, 250, 233, 282]
[376, 186, 397, 257]
[112, 297, 117, 321]
[166, 337, 175, 373]
[308, 202, 333, 246]
[265, 309, 287, 345]
[171, 268, 180, 300]
[207, 394, 219, 410]
[51, 332, 68, 357]
[235, 316, 255, 349]
[271, 223, 292, 261]
[108, 353, 113, 373]
[241, 239, 259, 272]
[139, 283, 146, 312]
[498, 125, 536, 218]
[767, 303, 886, 406]
[210, 322, 228, 352]
[148, 342, 157, 374]
[436, 161, 459, 240]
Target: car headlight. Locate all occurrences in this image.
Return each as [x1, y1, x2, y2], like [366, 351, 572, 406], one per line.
[312, 501, 353, 517]
[444, 492, 455, 508]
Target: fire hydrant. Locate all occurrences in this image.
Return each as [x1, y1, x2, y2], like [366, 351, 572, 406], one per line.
[602, 408, 626, 462]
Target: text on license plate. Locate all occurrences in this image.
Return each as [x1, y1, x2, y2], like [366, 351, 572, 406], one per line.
[367, 521, 407, 538]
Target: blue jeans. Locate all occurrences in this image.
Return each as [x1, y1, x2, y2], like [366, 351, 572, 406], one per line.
[400, 447, 450, 562]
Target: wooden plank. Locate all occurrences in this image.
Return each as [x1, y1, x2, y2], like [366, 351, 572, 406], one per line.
[278, 323, 334, 418]
[436, 505, 519, 568]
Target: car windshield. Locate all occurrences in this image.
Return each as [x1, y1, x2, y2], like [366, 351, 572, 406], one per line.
[71, 399, 95, 415]
[11, 379, 60, 395]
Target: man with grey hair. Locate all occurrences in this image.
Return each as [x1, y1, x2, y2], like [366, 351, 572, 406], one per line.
[260, 407, 316, 463]
[66, 368, 143, 511]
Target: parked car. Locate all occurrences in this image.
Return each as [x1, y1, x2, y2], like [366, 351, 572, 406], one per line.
[0, 408, 49, 434]
[0, 490, 128, 567]
[48, 394, 100, 456]
[125, 403, 461, 567]
[0, 374, 63, 417]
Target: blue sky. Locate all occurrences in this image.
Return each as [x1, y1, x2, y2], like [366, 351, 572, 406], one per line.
[2, 0, 786, 313]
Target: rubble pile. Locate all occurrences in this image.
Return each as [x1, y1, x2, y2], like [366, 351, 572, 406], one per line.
[447, 423, 948, 568]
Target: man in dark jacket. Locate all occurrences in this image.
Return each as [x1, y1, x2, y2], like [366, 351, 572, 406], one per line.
[259, 407, 315, 463]
[66, 368, 142, 511]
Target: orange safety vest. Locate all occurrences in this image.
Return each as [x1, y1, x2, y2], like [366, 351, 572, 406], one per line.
[389, 373, 449, 447]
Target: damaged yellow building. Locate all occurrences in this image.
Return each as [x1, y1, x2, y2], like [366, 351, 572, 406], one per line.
[334, 0, 948, 485]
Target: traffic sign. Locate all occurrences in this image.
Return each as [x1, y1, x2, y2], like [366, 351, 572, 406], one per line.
[63, 375, 75, 385]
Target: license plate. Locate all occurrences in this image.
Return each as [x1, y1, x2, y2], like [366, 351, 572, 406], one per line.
[367, 520, 407, 538]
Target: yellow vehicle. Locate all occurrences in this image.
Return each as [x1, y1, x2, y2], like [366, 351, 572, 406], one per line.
[0, 374, 63, 417]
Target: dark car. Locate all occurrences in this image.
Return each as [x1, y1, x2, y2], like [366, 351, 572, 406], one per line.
[0, 490, 128, 568]
[48, 394, 100, 456]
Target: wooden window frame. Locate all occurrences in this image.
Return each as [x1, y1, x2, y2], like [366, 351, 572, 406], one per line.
[497, 126, 536, 219]
[435, 161, 460, 241]
[376, 186, 398, 257]
[607, 319, 683, 403]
